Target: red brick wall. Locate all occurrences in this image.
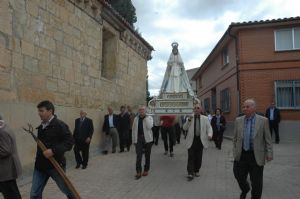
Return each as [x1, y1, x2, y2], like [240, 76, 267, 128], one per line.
[238, 26, 300, 120]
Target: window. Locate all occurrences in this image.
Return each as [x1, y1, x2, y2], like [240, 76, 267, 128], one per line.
[101, 28, 117, 79]
[222, 48, 229, 65]
[204, 98, 210, 113]
[220, 88, 230, 112]
[275, 80, 300, 109]
[275, 27, 300, 51]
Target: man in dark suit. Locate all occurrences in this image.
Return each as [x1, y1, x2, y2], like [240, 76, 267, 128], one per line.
[117, 106, 131, 152]
[265, 102, 281, 144]
[102, 107, 119, 154]
[73, 110, 94, 169]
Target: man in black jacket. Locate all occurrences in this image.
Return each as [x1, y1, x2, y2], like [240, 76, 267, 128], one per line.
[265, 102, 281, 144]
[73, 110, 94, 169]
[102, 107, 119, 154]
[117, 106, 131, 152]
[30, 100, 74, 199]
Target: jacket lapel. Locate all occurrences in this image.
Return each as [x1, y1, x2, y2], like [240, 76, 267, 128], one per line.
[254, 115, 260, 138]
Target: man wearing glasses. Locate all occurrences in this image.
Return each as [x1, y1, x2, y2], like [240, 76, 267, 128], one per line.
[183, 104, 213, 181]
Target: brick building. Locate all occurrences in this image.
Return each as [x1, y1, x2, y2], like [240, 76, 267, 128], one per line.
[0, 0, 153, 176]
[193, 17, 300, 138]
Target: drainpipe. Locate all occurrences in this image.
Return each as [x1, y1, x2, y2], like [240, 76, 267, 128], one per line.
[228, 27, 241, 115]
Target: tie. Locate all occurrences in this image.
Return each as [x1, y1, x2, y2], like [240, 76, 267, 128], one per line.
[243, 118, 252, 151]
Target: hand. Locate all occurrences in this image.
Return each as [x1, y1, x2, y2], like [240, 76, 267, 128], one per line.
[43, 149, 54, 159]
[266, 156, 273, 162]
[85, 137, 91, 144]
[208, 135, 212, 140]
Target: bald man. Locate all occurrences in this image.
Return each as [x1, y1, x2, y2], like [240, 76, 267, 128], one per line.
[233, 99, 273, 199]
[73, 110, 94, 169]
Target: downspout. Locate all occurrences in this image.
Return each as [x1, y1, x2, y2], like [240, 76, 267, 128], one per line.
[228, 27, 241, 115]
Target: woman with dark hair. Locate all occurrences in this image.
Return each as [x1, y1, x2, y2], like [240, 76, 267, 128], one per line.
[211, 108, 226, 149]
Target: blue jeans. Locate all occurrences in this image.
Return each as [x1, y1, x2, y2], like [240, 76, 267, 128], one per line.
[30, 167, 74, 199]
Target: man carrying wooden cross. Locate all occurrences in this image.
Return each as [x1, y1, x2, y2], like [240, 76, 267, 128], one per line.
[30, 100, 75, 199]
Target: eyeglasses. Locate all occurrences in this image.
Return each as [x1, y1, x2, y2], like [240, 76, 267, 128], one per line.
[194, 107, 201, 109]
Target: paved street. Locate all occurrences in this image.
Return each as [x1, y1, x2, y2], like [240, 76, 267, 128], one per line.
[8, 138, 300, 199]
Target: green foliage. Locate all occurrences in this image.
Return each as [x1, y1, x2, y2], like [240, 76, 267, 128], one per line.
[107, 0, 137, 26]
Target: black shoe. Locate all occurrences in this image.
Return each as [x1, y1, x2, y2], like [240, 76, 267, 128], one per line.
[102, 150, 108, 155]
[112, 149, 116, 153]
[170, 153, 174, 157]
[135, 173, 141, 180]
[82, 165, 87, 169]
[187, 174, 194, 181]
[119, 150, 124, 153]
[75, 164, 80, 169]
[127, 147, 130, 152]
[240, 188, 250, 199]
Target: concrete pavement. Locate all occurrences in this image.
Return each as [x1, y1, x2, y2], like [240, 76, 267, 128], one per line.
[3, 138, 300, 199]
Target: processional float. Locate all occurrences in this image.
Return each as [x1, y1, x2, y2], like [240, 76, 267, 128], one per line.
[148, 42, 199, 115]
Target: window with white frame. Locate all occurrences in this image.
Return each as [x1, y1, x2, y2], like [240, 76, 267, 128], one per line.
[274, 27, 300, 51]
[220, 88, 230, 112]
[222, 48, 229, 65]
[275, 80, 300, 109]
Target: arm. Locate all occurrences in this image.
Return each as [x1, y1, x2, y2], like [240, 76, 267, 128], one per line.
[264, 118, 273, 161]
[145, 116, 153, 130]
[183, 116, 192, 131]
[51, 123, 74, 156]
[0, 133, 13, 158]
[206, 119, 213, 139]
[132, 118, 137, 144]
[232, 119, 238, 151]
[88, 119, 94, 138]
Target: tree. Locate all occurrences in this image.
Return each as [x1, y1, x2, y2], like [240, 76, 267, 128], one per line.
[107, 0, 137, 26]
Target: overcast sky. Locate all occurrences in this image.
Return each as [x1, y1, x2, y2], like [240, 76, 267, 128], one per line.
[131, 0, 300, 96]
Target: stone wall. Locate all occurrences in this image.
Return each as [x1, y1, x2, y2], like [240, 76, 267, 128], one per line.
[0, 0, 152, 179]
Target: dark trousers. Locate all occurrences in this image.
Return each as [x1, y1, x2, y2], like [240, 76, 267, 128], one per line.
[233, 151, 264, 199]
[0, 180, 22, 199]
[135, 135, 152, 173]
[74, 143, 90, 166]
[152, 126, 160, 145]
[269, 121, 279, 143]
[174, 123, 181, 144]
[187, 136, 203, 175]
[118, 130, 130, 151]
[213, 131, 224, 149]
[161, 126, 175, 153]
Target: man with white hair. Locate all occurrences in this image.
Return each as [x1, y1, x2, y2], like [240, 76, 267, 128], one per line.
[233, 99, 273, 199]
[73, 110, 94, 169]
[132, 105, 153, 179]
[0, 114, 22, 199]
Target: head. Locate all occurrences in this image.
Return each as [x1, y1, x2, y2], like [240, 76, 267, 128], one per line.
[215, 108, 222, 116]
[127, 105, 132, 112]
[138, 105, 146, 117]
[242, 99, 256, 118]
[193, 104, 202, 115]
[80, 110, 87, 118]
[37, 100, 55, 122]
[270, 102, 275, 108]
[107, 107, 113, 115]
[120, 105, 126, 113]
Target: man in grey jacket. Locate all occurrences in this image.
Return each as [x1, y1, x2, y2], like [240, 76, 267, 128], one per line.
[0, 114, 22, 199]
[233, 99, 273, 199]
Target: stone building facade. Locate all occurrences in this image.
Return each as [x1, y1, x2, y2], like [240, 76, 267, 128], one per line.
[0, 0, 153, 177]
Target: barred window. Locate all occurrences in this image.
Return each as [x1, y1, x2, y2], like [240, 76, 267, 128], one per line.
[220, 88, 230, 112]
[275, 80, 300, 109]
